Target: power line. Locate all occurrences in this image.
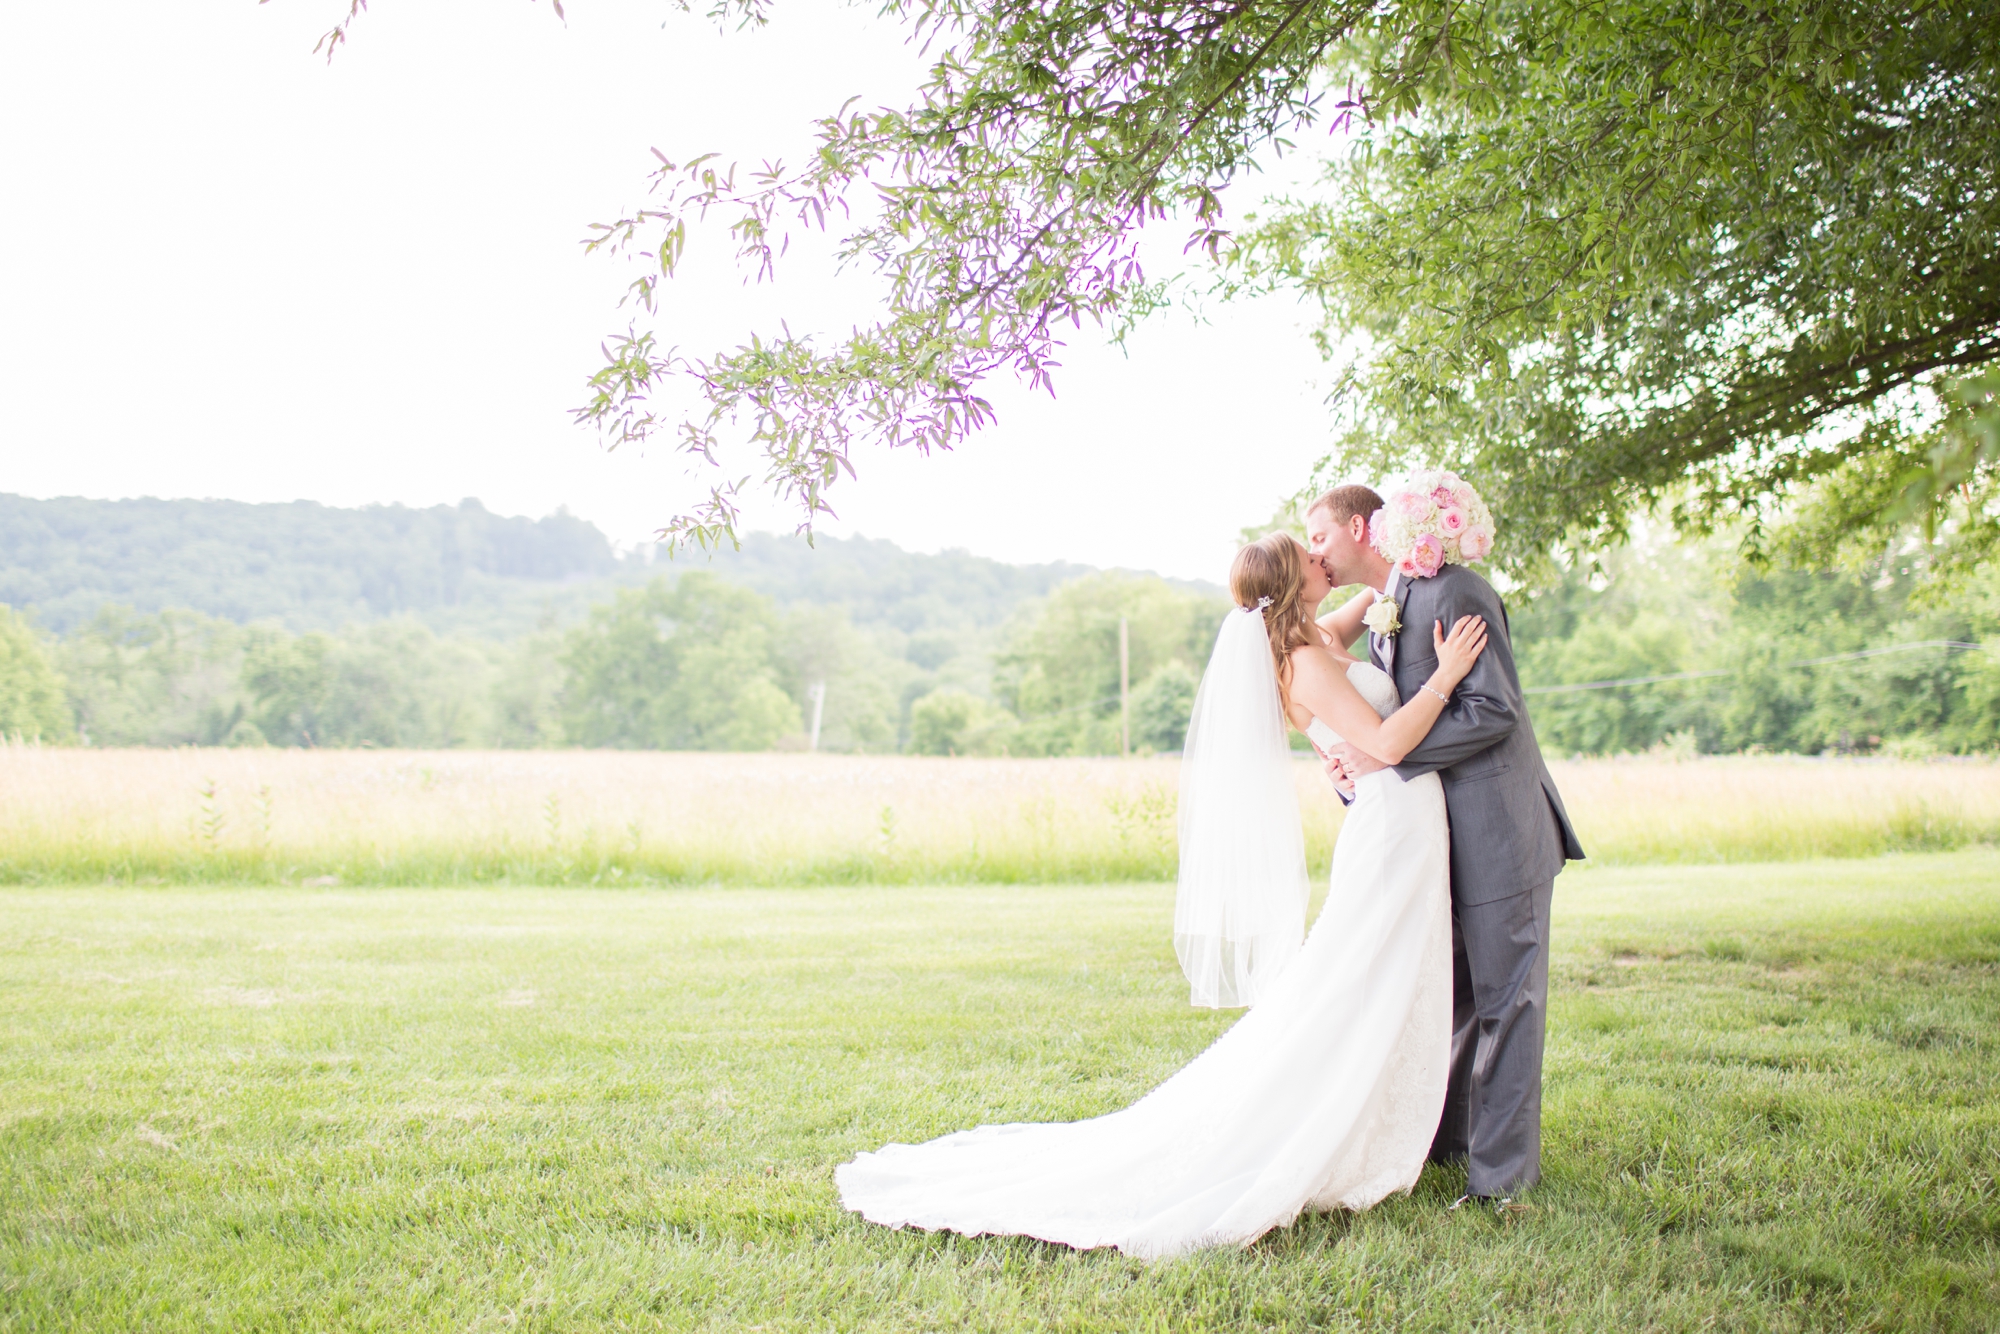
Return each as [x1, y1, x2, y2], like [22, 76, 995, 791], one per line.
[1523, 667, 1734, 695]
[1013, 642, 1993, 713]
[1522, 640, 1989, 696]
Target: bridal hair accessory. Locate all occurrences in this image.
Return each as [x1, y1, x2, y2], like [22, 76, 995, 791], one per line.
[1254, 596, 1273, 611]
[1370, 469, 1496, 578]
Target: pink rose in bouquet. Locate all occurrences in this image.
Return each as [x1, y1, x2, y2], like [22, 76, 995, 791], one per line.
[1409, 532, 1446, 577]
[1369, 469, 1497, 576]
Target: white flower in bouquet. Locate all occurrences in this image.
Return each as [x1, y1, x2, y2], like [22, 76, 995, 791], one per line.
[1368, 470, 1496, 578]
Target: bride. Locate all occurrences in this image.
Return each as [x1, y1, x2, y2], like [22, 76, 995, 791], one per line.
[835, 532, 1490, 1259]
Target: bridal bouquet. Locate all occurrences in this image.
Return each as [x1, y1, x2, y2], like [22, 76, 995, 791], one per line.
[1369, 470, 1496, 578]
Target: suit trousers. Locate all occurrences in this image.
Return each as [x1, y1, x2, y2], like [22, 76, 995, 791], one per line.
[1427, 875, 1556, 1196]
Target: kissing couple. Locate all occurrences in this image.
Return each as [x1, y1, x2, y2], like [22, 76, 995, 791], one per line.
[837, 477, 1585, 1259]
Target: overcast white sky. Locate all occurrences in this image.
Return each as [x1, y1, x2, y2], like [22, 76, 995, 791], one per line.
[0, 0, 1341, 582]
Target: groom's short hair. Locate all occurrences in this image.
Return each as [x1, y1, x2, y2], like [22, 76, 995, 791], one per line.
[1308, 484, 1384, 529]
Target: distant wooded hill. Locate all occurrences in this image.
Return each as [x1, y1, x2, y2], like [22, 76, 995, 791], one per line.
[6, 496, 1995, 759]
[0, 494, 1112, 638]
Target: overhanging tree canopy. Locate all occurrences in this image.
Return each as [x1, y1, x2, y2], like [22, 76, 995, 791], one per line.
[1233, 0, 2000, 576]
[312, 0, 2000, 572]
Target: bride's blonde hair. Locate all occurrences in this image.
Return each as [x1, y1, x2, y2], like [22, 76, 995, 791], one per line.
[1230, 533, 1317, 714]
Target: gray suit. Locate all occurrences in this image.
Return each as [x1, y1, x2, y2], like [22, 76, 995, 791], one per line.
[1370, 563, 1584, 1196]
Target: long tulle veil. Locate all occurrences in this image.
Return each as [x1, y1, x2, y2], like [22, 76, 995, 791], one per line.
[1172, 605, 1310, 1008]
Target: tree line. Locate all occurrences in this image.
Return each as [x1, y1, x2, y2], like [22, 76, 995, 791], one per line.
[7, 535, 2000, 756]
[1511, 540, 2000, 758]
[0, 570, 1226, 756]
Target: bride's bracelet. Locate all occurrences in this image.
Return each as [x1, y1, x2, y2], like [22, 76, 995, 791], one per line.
[1421, 684, 1450, 704]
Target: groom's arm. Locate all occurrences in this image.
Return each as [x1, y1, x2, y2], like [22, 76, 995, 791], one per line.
[1394, 575, 1521, 780]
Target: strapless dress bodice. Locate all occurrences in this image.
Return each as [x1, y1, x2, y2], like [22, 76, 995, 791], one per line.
[1305, 660, 1399, 752]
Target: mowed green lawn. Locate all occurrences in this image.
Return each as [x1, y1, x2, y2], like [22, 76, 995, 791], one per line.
[2, 856, 1996, 1332]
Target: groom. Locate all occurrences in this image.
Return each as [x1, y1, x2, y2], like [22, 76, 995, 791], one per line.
[1306, 483, 1584, 1208]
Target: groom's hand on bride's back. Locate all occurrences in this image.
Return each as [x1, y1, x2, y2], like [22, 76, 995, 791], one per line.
[1328, 743, 1388, 782]
[1313, 746, 1359, 802]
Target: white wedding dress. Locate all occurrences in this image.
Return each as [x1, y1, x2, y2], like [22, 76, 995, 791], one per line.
[836, 662, 1453, 1259]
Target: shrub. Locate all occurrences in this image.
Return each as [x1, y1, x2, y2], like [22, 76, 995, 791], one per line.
[1129, 661, 1199, 753]
[0, 606, 69, 742]
[908, 689, 1019, 756]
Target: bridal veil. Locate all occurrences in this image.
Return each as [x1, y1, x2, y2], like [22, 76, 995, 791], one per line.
[1173, 605, 1309, 1008]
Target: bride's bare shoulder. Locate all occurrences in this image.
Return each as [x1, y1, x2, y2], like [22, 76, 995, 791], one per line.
[1287, 640, 1348, 684]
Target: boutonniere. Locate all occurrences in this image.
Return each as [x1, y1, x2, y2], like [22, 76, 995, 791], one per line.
[1361, 593, 1402, 638]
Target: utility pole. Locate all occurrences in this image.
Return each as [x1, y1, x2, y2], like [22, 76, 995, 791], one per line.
[807, 680, 826, 752]
[1119, 617, 1130, 758]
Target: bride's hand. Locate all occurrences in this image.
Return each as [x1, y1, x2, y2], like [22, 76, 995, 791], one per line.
[1431, 615, 1489, 688]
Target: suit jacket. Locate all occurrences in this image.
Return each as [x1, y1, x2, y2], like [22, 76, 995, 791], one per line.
[1371, 564, 1584, 905]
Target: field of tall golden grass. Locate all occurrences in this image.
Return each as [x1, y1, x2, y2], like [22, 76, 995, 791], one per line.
[3, 744, 1994, 884]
